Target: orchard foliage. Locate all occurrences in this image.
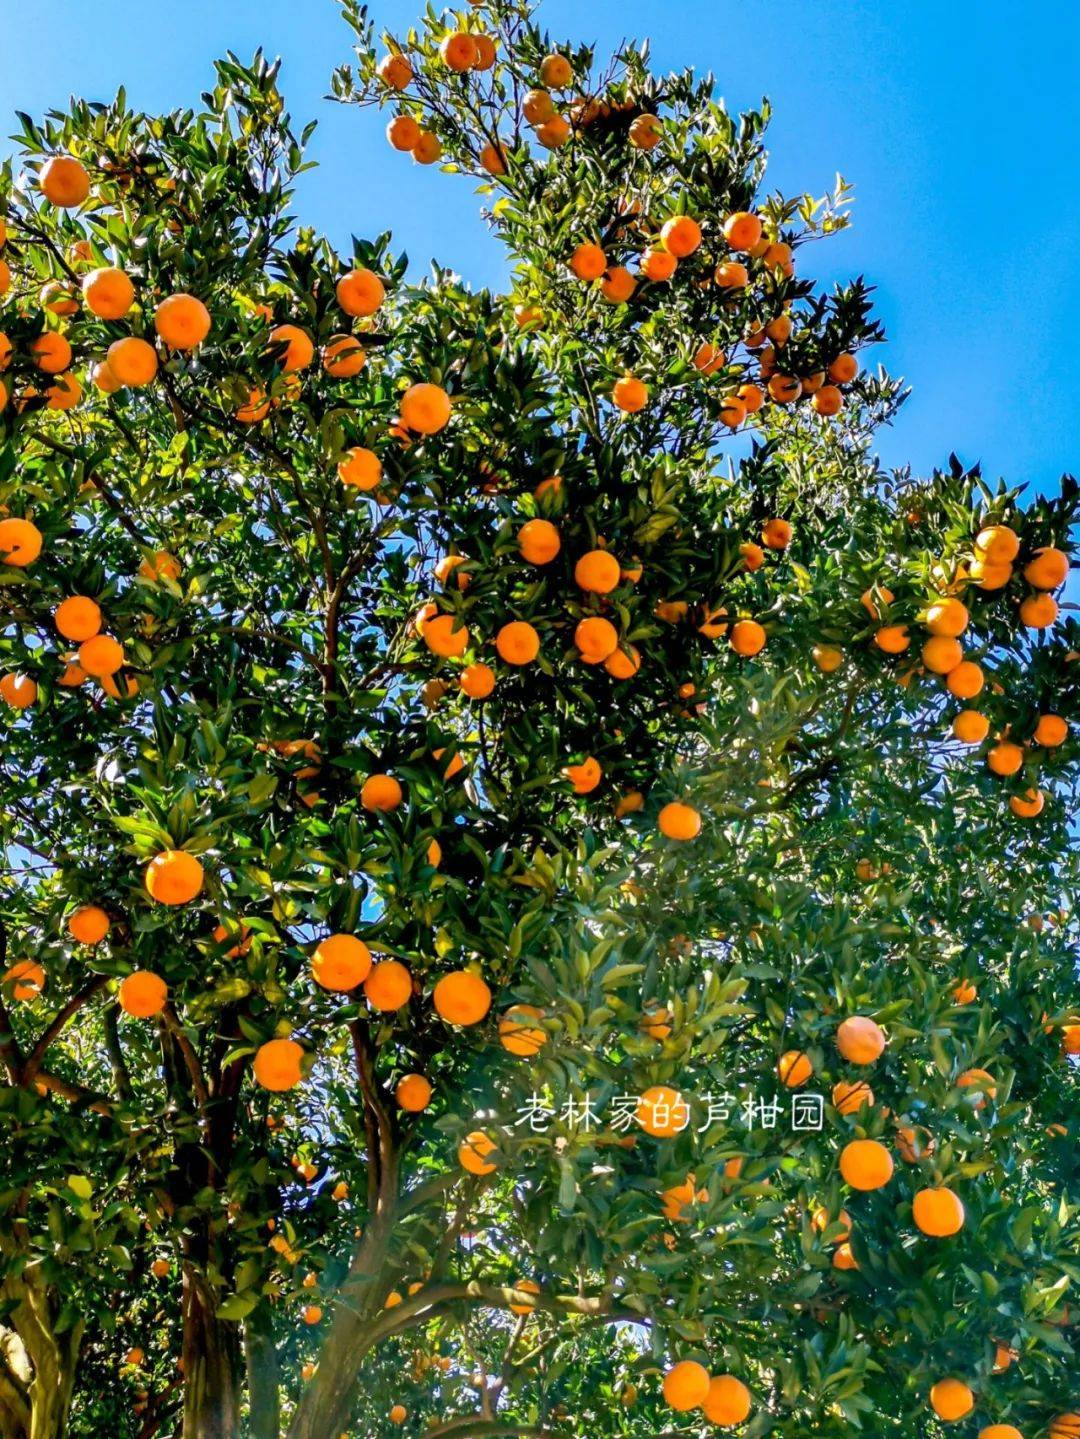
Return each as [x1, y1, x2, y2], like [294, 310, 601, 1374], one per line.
[0, 2, 1077, 1438]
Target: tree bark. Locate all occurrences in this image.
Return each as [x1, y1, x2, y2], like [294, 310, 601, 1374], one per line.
[181, 1266, 240, 1439]
[243, 1300, 280, 1439]
[0, 1265, 82, 1439]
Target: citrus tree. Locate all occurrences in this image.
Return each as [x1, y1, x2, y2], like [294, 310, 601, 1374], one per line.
[0, 3, 1078, 1438]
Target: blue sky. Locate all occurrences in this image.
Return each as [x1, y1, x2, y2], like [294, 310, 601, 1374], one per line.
[2, 0, 1077, 496]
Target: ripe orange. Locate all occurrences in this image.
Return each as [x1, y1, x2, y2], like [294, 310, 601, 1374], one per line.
[40, 155, 91, 208]
[107, 337, 158, 387]
[154, 293, 212, 349]
[812, 385, 843, 416]
[378, 52, 413, 88]
[762, 518, 791, 550]
[496, 620, 540, 665]
[703, 1375, 752, 1426]
[636, 1085, 687, 1138]
[421, 612, 469, 658]
[575, 616, 618, 663]
[395, 1074, 432, 1112]
[832, 1080, 873, 1114]
[1024, 546, 1068, 589]
[629, 113, 662, 149]
[925, 597, 969, 637]
[946, 661, 983, 699]
[480, 142, 506, 175]
[956, 1067, 997, 1107]
[1034, 714, 1068, 746]
[777, 1050, 811, 1087]
[536, 115, 571, 148]
[312, 934, 372, 991]
[832, 1243, 858, 1270]
[929, 1379, 974, 1422]
[569, 243, 606, 281]
[508, 1278, 541, 1314]
[139, 550, 181, 583]
[83, 267, 135, 320]
[836, 1015, 886, 1064]
[658, 801, 701, 840]
[952, 710, 989, 744]
[267, 324, 313, 373]
[975, 525, 1019, 563]
[574, 549, 621, 593]
[389, 1403, 408, 1424]
[440, 32, 479, 70]
[1019, 593, 1057, 628]
[693, 341, 725, 373]
[401, 382, 451, 434]
[523, 88, 555, 124]
[387, 115, 422, 151]
[714, 261, 748, 288]
[459, 663, 496, 698]
[813, 644, 844, 673]
[3, 960, 45, 1001]
[828, 353, 858, 383]
[119, 971, 168, 1019]
[987, 741, 1023, 777]
[253, 1038, 304, 1091]
[322, 335, 367, 377]
[361, 773, 402, 812]
[302, 1306, 322, 1326]
[364, 960, 412, 1011]
[912, 1186, 965, 1236]
[145, 850, 204, 905]
[78, 634, 124, 677]
[29, 333, 73, 375]
[68, 905, 110, 945]
[338, 447, 382, 490]
[518, 518, 561, 564]
[459, 1130, 498, 1175]
[1009, 788, 1045, 818]
[969, 554, 1012, 590]
[979, 1428, 1023, 1439]
[660, 216, 702, 258]
[600, 266, 636, 304]
[412, 132, 443, 165]
[539, 54, 573, 88]
[612, 375, 648, 413]
[874, 625, 910, 655]
[730, 619, 766, 656]
[839, 1138, 894, 1191]
[953, 979, 977, 1004]
[662, 1360, 710, 1412]
[642, 249, 677, 282]
[605, 645, 641, 679]
[499, 1005, 547, 1056]
[723, 212, 762, 251]
[0, 518, 43, 567]
[433, 970, 492, 1025]
[0, 674, 37, 709]
[151, 1259, 170, 1279]
[767, 374, 801, 404]
[336, 268, 385, 317]
[55, 596, 102, 642]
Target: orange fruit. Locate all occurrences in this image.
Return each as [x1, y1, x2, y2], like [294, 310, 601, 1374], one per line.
[401, 382, 451, 434]
[378, 52, 413, 89]
[729, 619, 766, 656]
[912, 1186, 965, 1236]
[440, 32, 479, 70]
[496, 620, 540, 665]
[839, 1138, 894, 1190]
[657, 802, 701, 841]
[518, 518, 561, 564]
[361, 773, 402, 812]
[702, 1375, 751, 1426]
[778, 1050, 812, 1087]
[604, 645, 641, 679]
[738, 383, 764, 414]
[107, 337, 158, 387]
[575, 616, 618, 663]
[925, 597, 969, 637]
[953, 980, 977, 1004]
[874, 625, 910, 655]
[412, 132, 443, 165]
[979, 1428, 1023, 1439]
[539, 54, 573, 88]
[433, 970, 492, 1025]
[0, 518, 43, 567]
[119, 971, 168, 1018]
[336, 268, 385, 317]
[459, 663, 495, 698]
[78, 634, 124, 677]
[714, 261, 748, 288]
[459, 1130, 498, 1175]
[3, 960, 45, 1001]
[1019, 593, 1057, 628]
[1009, 788, 1044, 818]
[693, 341, 725, 373]
[574, 549, 621, 593]
[29, 333, 73, 375]
[145, 850, 204, 905]
[155, 294, 211, 349]
[762, 518, 791, 550]
[40, 155, 91, 208]
[55, 596, 102, 642]
[832, 1080, 873, 1115]
[68, 905, 110, 945]
[946, 661, 983, 699]
[499, 1005, 547, 1056]
[956, 1067, 997, 1107]
[253, 1038, 304, 1091]
[1050, 1419, 1080, 1439]
[660, 216, 702, 258]
[387, 114, 422, 151]
[139, 551, 181, 583]
[662, 1360, 711, 1412]
[723, 212, 762, 251]
[312, 934, 372, 991]
[421, 612, 469, 658]
[389, 1403, 408, 1424]
[302, 1306, 322, 1326]
[612, 375, 648, 412]
[1034, 714, 1068, 746]
[642, 248, 677, 281]
[395, 1074, 432, 1112]
[323, 335, 367, 377]
[629, 113, 662, 149]
[267, 324, 313, 373]
[364, 960, 412, 1011]
[636, 1085, 687, 1138]
[0, 673, 37, 709]
[523, 89, 555, 124]
[952, 710, 989, 744]
[828, 353, 858, 383]
[975, 525, 1019, 563]
[987, 741, 1023, 777]
[929, 1379, 974, 1423]
[569, 243, 606, 281]
[234, 387, 270, 424]
[338, 447, 382, 490]
[561, 756, 600, 794]
[813, 644, 844, 673]
[836, 1015, 886, 1064]
[600, 266, 637, 304]
[812, 385, 843, 416]
[969, 554, 1012, 590]
[1024, 546, 1068, 589]
[151, 1259, 170, 1279]
[83, 267, 135, 320]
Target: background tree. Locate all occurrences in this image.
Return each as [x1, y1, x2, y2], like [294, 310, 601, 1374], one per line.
[0, 2, 1077, 1438]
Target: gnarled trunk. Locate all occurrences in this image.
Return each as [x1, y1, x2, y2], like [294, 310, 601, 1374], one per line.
[0, 1265, 82, 1439]
[181, 1266, 240, 1439]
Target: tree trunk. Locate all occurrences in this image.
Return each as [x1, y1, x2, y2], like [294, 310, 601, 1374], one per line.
[243, 1300, 280, 1439]
[181, 1266, 240, 1439]
[0, 1266, 82, 1439]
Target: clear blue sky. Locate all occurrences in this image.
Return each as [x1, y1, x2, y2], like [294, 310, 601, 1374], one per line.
[3, 0, 1078, 495]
